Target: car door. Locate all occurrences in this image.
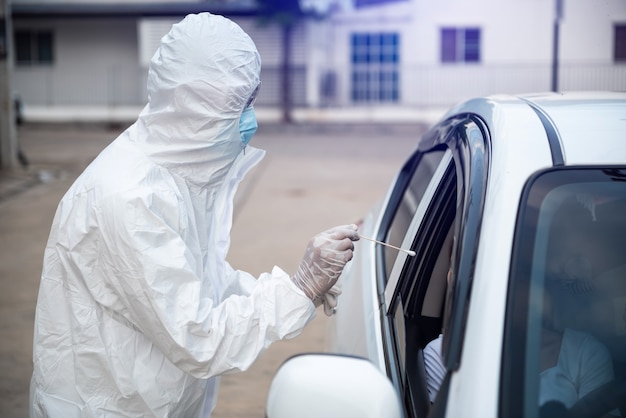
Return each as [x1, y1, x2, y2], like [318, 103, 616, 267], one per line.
[374, 116, 490, 417]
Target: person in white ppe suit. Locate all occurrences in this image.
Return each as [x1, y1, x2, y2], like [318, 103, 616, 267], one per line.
[30, 13, 359, 418]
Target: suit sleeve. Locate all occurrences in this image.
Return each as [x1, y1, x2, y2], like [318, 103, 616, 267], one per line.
[94, 189, 316, 378]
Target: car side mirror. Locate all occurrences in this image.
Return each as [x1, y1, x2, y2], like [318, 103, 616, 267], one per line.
[266, 353, 402, 418]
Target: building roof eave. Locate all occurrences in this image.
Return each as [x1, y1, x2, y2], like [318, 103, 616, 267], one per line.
[11, 2, 258, 19]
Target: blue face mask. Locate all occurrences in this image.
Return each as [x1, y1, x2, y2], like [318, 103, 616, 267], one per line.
[239, 106, 258, 146]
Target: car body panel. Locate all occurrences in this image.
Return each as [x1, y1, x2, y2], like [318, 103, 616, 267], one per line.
[330, 201, 387, 369]
[443, 96, 556, 417]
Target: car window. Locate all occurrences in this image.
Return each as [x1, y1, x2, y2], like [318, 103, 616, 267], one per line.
[385, 149, 458, 417]
[383, 149, 447, 281]
[503, 168, 626, 418]
[384, 150, 453, 308]
[379, 118, 488, 418]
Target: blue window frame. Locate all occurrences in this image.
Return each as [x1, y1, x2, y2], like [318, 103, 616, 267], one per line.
[351, 32, 400, 103]
[441, 27, 481, 64]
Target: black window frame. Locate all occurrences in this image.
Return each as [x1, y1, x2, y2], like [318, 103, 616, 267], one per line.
[440, 116, 489, 370]
[615, 24, 626, 62]
[426, 116, 489, 417]
[14, 29, 54, 66]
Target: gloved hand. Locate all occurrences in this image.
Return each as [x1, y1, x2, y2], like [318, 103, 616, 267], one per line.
[292, 224, 359, 305]
[313, 284, 341, 316]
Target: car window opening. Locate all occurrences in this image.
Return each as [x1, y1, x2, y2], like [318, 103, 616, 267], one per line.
[388, 152, 458, 417]
[505, 169, 626, 418]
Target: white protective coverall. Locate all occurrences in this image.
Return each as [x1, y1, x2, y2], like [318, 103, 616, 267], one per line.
[30, 13, 331, 417]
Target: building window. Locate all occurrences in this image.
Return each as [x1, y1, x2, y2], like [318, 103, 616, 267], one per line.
[14, 30, 54, 65]
[351, 32, 400, 103]
[441, 27, 481, 63]
[615, 24, 626, 62]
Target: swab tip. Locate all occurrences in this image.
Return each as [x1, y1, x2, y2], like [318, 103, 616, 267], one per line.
[407, 250, 416, 257]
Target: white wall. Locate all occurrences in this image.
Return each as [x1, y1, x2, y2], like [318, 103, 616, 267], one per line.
[13, 18, 141, 106]
[561, 0, 626, 63]
[310, 0, 626, 107]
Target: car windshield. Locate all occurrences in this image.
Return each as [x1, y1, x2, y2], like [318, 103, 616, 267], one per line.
[505, 167, 626, 418]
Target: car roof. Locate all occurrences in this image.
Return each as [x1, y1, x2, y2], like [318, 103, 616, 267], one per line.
[521, 91, 626, 166]
[443, 91, 626, 168]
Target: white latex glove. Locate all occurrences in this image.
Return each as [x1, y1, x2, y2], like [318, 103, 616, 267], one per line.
[313, 284, 341, 317]
[292, 224, 359, 305]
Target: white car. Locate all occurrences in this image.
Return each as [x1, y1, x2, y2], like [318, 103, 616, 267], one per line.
[266, 92, 626, 418]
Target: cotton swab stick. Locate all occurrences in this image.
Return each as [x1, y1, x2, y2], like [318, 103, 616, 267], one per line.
[358, 235, 416, 257]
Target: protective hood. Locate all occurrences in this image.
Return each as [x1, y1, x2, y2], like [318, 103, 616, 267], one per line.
[132, 13, 262, 187]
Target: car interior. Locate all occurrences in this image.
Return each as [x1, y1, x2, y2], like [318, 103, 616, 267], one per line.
[401, 221, 454, 417]
[400, 202, 457, 416]
[542, 193, 626, 417]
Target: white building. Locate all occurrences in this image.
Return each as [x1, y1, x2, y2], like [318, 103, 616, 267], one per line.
[311, 0, 626, 107]
[9, 0, 626, 122]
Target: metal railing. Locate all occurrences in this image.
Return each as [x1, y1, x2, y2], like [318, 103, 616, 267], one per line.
[12, 61, 626, 110]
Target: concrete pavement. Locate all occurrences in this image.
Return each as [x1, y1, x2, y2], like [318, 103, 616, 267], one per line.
[0, 121, 427, 417]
